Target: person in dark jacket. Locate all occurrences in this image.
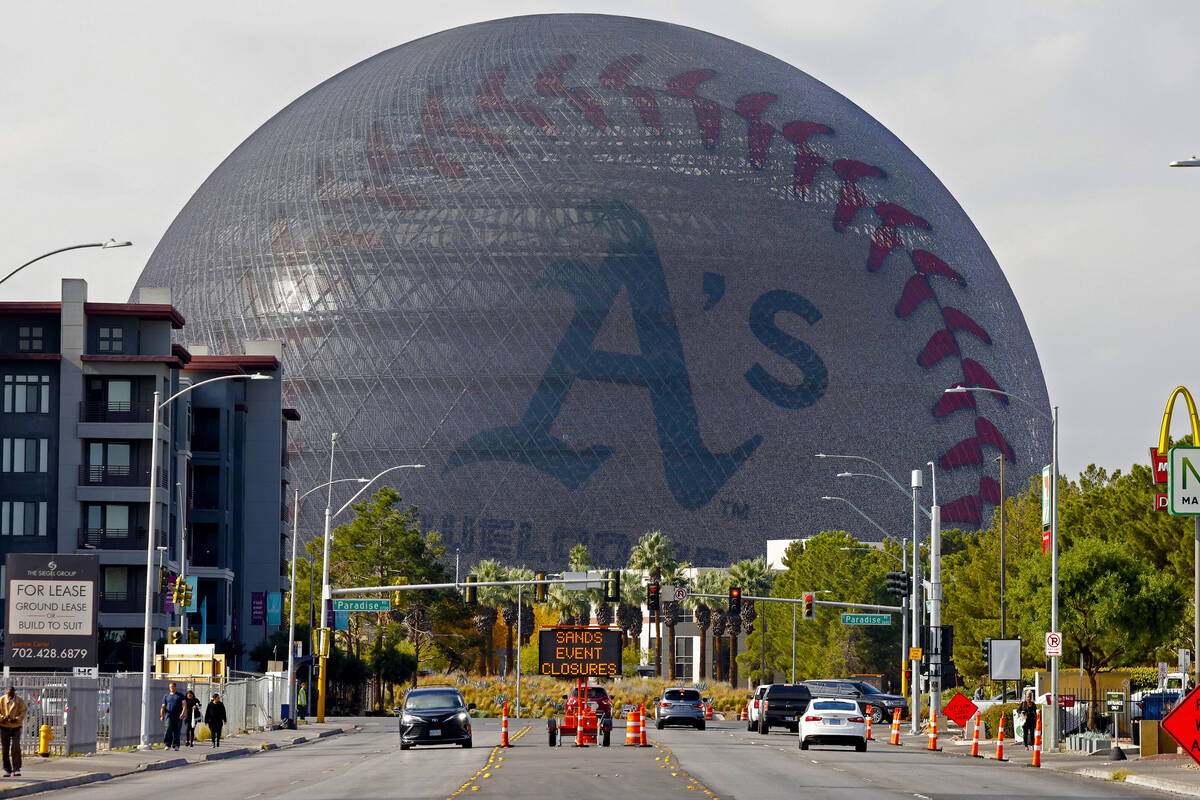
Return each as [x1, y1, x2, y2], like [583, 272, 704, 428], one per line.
[1017, 689, 1039, 749]
[204, 694, 228, 748]
[182, 690, 202, 747]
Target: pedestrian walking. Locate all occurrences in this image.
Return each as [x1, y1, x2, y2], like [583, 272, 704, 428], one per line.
[297, 682, 308, 721]
[1018, 689, 1038, 750]
[183, 690, 202, 747]
[204, 694, 228, 748]
[972, 686, 985, 701]
[161, 682, 186, 751]
[0, 686, 26, 777]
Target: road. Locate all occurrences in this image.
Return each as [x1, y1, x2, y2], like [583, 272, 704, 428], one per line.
[34, 717, 1165, 800]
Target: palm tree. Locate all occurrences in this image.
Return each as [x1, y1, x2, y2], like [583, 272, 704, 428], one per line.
[710, 608, 727, 682]
[628, 530, 678, 676]
[617, 569, 646, 650]
[659, 562, 690, 679]
[726, 610, 741, 686]
[729, 557, 775, 684]
[472, 559, 506, 675]
[689, 569, 727, 683]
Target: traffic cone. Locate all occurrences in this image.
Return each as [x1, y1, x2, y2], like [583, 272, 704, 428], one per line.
[639, 702, 650, 747]
[739, 704, 747, 722]
[970, 713, 982, 757]
[926, 709, 939, 751]
[705, 703, 713, 721]
[865, 705, 873, 740]
[1031, 710, 1042, 767]
[889, 706, 901, 746]
[625, 706, 639, 745]
[994, 713, 1006, 761]
[501, 701, 511, 747]
[575, 708, 587, 747]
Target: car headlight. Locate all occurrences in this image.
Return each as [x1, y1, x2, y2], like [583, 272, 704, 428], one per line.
[457, 711, 470, 722]
[401, 713, 420, 725]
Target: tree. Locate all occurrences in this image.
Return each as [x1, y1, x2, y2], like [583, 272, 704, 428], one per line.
[471, 559, 505, 675]
[729, 557, 773, 683]
[500, 566, 533, 674]
[616, 570, 646, 652]
[628, 530, 678, 676]
[711, 609, 727, 682]
[1012, 537, 1183, 729]
[689, 569, 727, 682]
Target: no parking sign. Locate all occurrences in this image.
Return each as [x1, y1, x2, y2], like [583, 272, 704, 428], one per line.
[1045, 631, 1062, 657]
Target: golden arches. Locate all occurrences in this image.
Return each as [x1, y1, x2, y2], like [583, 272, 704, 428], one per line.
[1157, 385, 1200, 456]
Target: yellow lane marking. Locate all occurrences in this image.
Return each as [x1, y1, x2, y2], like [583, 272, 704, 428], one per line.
[648, 737, 720, 799]
[445, 724, 531, 798]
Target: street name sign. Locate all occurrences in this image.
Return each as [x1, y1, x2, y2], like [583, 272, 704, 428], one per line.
[332, 598, 391, 612]
[5, 553, 99, 670]
[538, 627, 621, 677]
[841, 613, 891, 625]
[1169, 446, 1200, 515]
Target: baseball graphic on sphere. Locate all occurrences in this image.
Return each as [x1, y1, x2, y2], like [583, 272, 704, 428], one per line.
[134, 14, 1049, 566]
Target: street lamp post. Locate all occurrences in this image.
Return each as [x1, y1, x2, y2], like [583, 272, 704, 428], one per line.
[2, 238, 131, 286]
[317, 459, 425, 722]
[287, 478, 369, 728]
[822, 497, 910, 708]
[139, 372, 272, 750]
[945, 385, 1058, 747]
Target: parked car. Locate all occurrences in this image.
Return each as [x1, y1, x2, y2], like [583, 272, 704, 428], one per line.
[758, 683, 813, 734]
[747, 684, 770, 731]
[565, 685, 613, 720]
[798, 697, 867, 751]
[1133, 672, 1188, 721]
[398, 686, 475, 749]
[802, 679, 907, 723]
[654, 687, 706, 730]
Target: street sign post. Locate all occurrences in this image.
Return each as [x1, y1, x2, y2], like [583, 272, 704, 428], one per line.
[332, 598, 392, 612]
[1168, 446, 1200, 515]
[1105, 691, 1124, 713]
[909, 647, 922, 661]
[673, 587, 688, 602]
[1045, 631, 1063, 657]
[841, 613, 891, 625]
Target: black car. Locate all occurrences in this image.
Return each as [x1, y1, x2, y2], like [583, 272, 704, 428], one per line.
[802, 679, 908, 724]
[758, 684, 813, 734]
[399, 687, 475, 749]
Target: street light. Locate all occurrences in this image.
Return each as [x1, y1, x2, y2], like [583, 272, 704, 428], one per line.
[139, 372, 272, 750]
[2, 238, 132, 286]
[944, 384, 1058, 747]
[823, 497, 910, 706]
[317, 456, 425, 722]
[1170, 156, 1200, 167]
[286, 478, 370, 727]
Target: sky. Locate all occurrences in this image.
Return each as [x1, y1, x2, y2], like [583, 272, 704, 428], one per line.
[4, 0, 1199, 480]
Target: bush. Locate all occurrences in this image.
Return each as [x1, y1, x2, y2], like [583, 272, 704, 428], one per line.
[981, 703, 1019, 739]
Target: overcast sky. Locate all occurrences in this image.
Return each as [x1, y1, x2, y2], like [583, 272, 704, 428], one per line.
[5, 0, 1198, 480]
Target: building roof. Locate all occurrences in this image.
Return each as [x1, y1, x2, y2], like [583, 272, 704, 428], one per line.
[183, 354, 280, 374]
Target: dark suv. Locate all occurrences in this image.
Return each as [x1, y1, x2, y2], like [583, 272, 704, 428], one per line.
[802, 679, 908, 724]
[399, 686, 475, 749]
[758, 684, 813, 734]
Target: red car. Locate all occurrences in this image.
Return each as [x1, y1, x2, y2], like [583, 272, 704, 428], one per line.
[565, 686, 613, 719]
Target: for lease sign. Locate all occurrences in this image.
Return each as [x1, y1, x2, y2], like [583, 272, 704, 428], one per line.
[538, 628, 621, 677]
[5, 553, 99, 669]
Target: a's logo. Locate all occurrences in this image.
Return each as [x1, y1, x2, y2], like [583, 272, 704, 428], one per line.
[447, 200, 826, 509]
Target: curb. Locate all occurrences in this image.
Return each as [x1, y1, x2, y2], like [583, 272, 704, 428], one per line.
[0, 772, 112, 799]
[205, 747, 253, 761]
[139, 757, 189, 771]
[317, 728, 346, 739]
[1125, 774, 1200, 798]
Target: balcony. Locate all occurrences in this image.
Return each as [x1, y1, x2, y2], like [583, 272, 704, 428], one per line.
[99, 589, 147, 614]
[78, 465, 168, 488]
[79, 400, 154, 424]
[78, 527, 165, 550]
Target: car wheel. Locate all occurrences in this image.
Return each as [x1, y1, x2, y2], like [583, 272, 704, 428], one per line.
[871, 706, 884, 724]
[855, 740, 866, 753]
[697, 720, 705, 731]
[747, 719, 754, 732]
[656, 719, 664, 730]
[549, 729, 557, 747]
[800, 738, 809, 750]
[461, 738, 473, 749]
[759, 721, 770, 735]
[602, 729, 611, 747]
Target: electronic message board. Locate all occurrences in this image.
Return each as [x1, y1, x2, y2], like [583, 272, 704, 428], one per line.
[5, 553, 99, 669]
[538, 628, 621, 677]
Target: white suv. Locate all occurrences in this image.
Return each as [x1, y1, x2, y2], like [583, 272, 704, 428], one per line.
[747, 684, 770, 731]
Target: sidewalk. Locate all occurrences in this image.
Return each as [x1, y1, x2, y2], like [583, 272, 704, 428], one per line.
[894, 725, 1200, 798]
[0, 720, 358, 799]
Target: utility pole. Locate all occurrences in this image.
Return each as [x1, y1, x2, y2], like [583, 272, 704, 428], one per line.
[910, 469, 923, 735]
[928, 461, 943, 721]
[997, 454, 1007, 704]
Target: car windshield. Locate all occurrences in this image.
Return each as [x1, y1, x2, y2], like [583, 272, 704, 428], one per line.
[812, 700, 857, 711]
[665, 689, 700, 702]
[854, 683, 881, 694]
[766, 686, 811, 700]
[571, 688, 608, 699]
[405, 691, 463, 711]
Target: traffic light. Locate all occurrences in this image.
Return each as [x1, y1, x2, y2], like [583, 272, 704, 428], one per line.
[182, 580, 193, 609]
[728, 586, 741, 616]
[981, 638, 991, 668]
[189, 630, 199, 644]
[158, 567, 168, 595]
[391, 590, 406, 610]
[604, 570, 620, 604]
[802, 592, 816, 620]
[534, 572, 547, 603]
[940, 625, 954, 662]
[169, 629, 181, 644]
[172, 576, 185, 606]
[885, 571, 909, 596]
[647, 583, 660, 614]
[464, 575, 477, 604]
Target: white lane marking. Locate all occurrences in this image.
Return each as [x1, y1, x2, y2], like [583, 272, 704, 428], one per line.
[914, 794, 931, 800]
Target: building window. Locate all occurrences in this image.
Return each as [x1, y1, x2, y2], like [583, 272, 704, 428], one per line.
[2, 438, 49, 473]
[2, 375, 50, 413]
[17, 326, 43, 352]
[1, 501, 48, 536]
[86, 504, 131, 536]
[98, 327, 124, 353]
[104, 566, 129, 598]
[193, 466, 220, 509]
[674, 636, 694, 680]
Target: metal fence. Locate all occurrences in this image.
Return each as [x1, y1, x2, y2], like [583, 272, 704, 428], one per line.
[6, 672, 288, 755]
